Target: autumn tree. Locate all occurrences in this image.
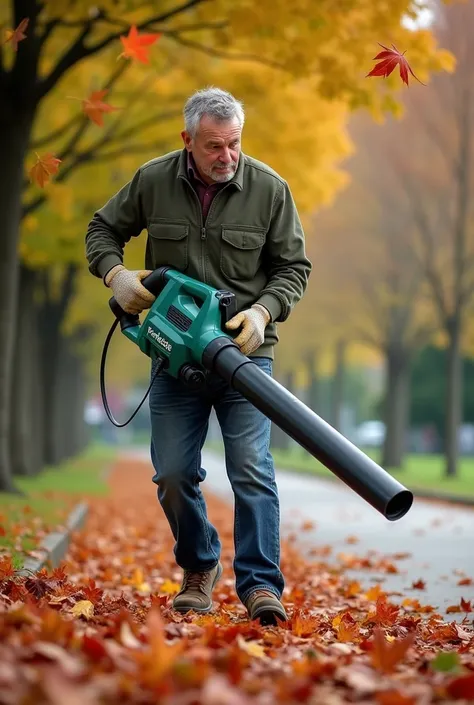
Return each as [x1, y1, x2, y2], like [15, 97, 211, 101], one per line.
[368, 0, 474, 476]
[0, 0, 453, 491]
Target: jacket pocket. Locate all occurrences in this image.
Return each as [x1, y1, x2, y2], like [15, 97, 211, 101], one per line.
[220, 225, 265, 281]
[147, 219, 189, 271]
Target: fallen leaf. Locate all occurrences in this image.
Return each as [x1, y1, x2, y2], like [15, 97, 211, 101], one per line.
[370, 628, 415, 674]
[411, 579, 426, 590]
[237, 634, 266, 658]
[366, 43, 425, 86]
[70, 600, 94, 620]
[430, 651, 462, 673]
[446, 672, 474, 699]
[376, 691, 416, 705]
[160, 578, 181, 595]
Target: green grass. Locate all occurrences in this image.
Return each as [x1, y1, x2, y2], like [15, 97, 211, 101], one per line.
[205, 440, 474, 499]
[0, 443, 116, 567]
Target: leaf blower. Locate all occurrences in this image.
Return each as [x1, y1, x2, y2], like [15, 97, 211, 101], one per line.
[100, 267, 413, 521]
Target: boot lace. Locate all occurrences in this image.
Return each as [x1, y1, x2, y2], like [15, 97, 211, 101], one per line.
[182, 571, 209, 591]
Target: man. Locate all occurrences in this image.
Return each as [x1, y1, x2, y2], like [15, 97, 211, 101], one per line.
[85, 87, 312, 625]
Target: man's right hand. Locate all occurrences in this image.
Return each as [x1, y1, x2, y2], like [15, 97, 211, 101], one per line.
[104, 265, 156, 314]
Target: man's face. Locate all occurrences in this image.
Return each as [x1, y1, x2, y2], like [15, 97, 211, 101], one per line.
[182, 114, 241, 184]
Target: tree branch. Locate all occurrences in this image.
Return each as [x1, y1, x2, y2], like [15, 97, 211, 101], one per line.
[30, 113, 84, 150]
[168, 33, 288, 72]
[36, 0, 209, 101]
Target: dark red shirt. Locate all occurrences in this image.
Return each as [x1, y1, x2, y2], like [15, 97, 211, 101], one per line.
[187, 152, 226, 222]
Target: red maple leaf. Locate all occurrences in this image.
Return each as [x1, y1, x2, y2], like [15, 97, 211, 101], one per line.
[3, 17, 28, 51]
[367, 43, 425, 86]
[118, 25, 161, 64]
[81, 89, 119, 126]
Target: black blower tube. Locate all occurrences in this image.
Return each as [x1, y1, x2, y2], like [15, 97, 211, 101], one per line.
[204, 340, 413, 521]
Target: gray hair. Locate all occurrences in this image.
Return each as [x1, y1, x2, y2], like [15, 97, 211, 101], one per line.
[183, 87, 245, 137]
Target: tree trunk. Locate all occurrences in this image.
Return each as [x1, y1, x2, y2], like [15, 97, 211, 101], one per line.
[38, 266, 78, 466]
[11, 265, 41, 476]
[381, 345, 410, 469]
[331, 340, 346, 431]
[0, 116, 33, 492]
[444, 315, 462, 477]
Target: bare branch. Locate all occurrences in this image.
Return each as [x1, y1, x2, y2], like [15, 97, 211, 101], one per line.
[30, 114, 83, 150]
[168, 33, 288, 72]
[36, 0, 209, 101]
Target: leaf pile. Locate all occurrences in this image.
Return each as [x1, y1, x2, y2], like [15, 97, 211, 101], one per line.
[0, 458, 473, 704]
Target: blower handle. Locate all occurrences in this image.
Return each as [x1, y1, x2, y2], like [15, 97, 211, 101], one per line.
[109, 266, 172, 329]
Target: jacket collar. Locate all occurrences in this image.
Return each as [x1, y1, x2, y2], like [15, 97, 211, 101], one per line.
[178, 147, 244, 190]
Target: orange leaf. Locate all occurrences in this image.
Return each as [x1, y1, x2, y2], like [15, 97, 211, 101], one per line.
[81, 89, 119, 126]
[366, 43, 425, 86]
[3, 17, 28, 51]
[446, 673, 474, 699]
[371, 628, 415, 674]
[411, 579, 425, 590]
[0, 556, 16, 580]
[28, 153, 61, 188]
[118, 25, 161, 64]
[460, 597, 472, 612]
[376, 690, 416, 705]
[374, 595, 399, 626]
[82, 578, 104, 604]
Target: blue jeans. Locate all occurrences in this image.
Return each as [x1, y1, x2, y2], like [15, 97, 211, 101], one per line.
[148, 356, 284, 604]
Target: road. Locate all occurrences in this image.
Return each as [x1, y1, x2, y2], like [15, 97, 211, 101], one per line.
[126, 446, 474, 621]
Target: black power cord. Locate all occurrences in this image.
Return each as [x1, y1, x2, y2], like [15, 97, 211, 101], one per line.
[100, 317, 166, 427]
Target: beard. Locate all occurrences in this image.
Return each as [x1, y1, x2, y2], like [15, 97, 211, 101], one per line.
[201, 160, 237, 183]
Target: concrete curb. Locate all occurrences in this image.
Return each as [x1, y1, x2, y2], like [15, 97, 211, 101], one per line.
[17, 501, 89, 576]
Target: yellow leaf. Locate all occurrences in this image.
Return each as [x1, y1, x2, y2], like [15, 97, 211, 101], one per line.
[237, 634, 266, 659]
[70, 600, 94, 620]
[159, 579, 181, 595]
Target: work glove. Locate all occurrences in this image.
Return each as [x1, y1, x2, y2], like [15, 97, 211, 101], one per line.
[104, 264, 155, 315]
[226, 303, 271, 356]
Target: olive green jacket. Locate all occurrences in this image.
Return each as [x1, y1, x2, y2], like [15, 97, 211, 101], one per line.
[85, 148, 312, 358]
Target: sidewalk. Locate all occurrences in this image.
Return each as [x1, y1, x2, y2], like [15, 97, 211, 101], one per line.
[0, 456, 473, 704]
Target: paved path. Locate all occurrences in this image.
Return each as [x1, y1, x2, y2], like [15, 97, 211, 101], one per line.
[125, 446, 474, 621]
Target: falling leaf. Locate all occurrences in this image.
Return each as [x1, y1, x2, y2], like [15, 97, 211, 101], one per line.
[3, 17, 28, 51]
[370, 628, 415, 674]
[118, 25, 161, 64]
[458, 577, 472, 586]
[460, 597, 472, 612]
[28, 152, 61, 188]
[70, 600, 94, 620]
[81, 89, 119, 126]
[366, 43, 425, 86]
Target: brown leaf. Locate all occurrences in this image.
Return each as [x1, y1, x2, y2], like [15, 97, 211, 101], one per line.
[3, 17, 28, 51]
[376, 690, 417, 705]
[28, 152, 61, 188]
[370, 628, 415, 674]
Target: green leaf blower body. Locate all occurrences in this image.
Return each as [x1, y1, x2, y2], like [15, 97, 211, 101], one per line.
[108, 266, 414, 522]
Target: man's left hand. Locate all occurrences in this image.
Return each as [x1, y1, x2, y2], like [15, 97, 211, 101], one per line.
[226, 304, 271, 355]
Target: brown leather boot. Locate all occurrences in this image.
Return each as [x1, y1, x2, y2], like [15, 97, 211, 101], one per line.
[245, 589, 287, 625]
[172, 562, 223, 614]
